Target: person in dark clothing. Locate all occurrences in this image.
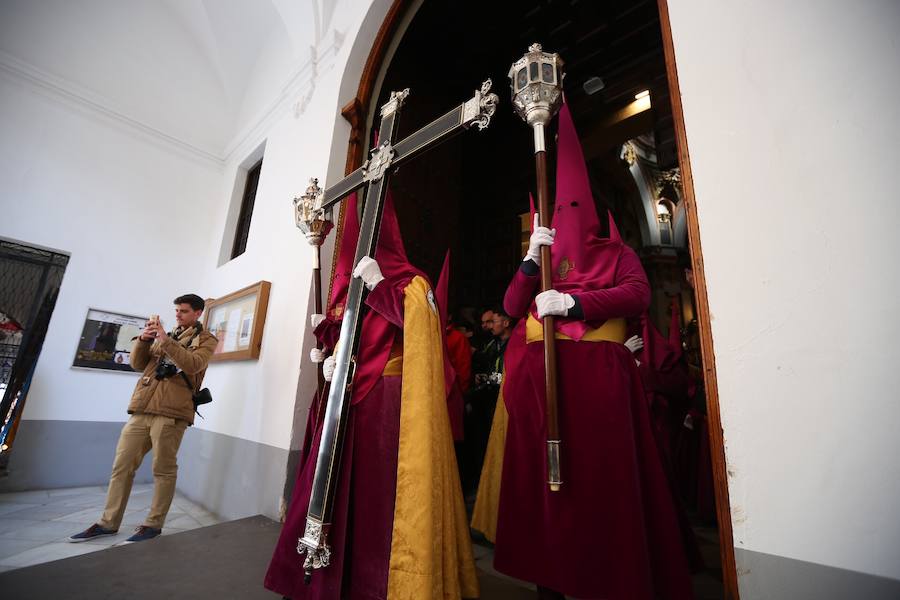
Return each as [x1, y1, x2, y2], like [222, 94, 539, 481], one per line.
[463, 307, 512, 494]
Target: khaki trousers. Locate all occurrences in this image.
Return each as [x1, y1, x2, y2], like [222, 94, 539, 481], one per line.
[99, 413, 188, 530]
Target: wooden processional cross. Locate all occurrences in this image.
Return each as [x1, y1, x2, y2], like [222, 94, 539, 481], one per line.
[297, 80, 500, 579]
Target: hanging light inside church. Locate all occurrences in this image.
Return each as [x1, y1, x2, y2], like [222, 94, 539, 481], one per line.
[633, 89, 651, 111]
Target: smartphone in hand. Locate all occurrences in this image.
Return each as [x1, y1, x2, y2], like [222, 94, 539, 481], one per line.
[145, 314, 160, 338]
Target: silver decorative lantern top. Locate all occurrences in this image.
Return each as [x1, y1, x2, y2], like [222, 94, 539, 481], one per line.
[293, 178, 331, 247]
[508, 43, 565, 128]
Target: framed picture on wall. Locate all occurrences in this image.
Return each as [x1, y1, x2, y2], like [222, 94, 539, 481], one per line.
[72, 309, 149, 372]
[203, 281, 271, 361]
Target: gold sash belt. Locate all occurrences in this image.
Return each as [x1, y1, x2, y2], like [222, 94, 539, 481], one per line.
[525, 315, 627, 344]
[382, 354, 403, 376]
[333, 339, 403, 377]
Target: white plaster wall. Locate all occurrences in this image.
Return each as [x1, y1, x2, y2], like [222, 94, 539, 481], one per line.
[0, 75, 222, 423]
[0, 0, 231, 155]
[0, 0, 396, 472]
[187, 0, 396, 451]
[0, 0, 394, 449]
[668, 0, 900, 582]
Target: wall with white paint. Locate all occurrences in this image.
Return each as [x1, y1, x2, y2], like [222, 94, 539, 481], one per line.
[187, 0, 397, 452]
[0, 0, 397, 520]
[668, 0, 900, 586]
[0, 76, 222, 424]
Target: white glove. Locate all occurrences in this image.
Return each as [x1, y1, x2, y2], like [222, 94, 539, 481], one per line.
[535, 290, 575, 318]
[310, 313, 325, 329]
[323, 356, 336, 382]
[624, 335, 644, 354]
[352, 256, 384, 290]
[309, 348, 325, 363]
[524, 213, 556, 266]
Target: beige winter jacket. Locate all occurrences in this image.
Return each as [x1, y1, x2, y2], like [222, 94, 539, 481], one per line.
[128, 324, 217, 425]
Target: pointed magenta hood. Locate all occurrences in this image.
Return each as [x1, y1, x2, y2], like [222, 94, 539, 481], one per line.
[327, 189, 422, 319]
[537, 103, 625, 340]
[327, 192, 361, 320]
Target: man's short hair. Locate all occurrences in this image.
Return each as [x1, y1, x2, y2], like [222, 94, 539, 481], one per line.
[174, 294, 205, 312]
[492, 306, 510, 321]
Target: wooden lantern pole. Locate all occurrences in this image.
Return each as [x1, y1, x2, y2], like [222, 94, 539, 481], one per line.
[294, 179, 331, 424]
[509, 43, 565, 491]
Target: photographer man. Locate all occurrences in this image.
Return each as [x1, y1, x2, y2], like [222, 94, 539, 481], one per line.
[69, 294, 217, 544]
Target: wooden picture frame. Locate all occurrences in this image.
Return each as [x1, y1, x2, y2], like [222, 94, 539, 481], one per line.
[203, 281, 271, 361]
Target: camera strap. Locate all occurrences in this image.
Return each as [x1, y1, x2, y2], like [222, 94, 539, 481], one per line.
[151, 323, 211, 418]
[155, 325, 202, 385]
[179, 371, 197, 393]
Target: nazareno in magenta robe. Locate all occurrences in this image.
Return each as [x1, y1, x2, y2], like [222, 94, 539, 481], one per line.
[264, 275, 409, 600]
[492, 102, 695, 599]
[266, 190, 429, 599]
[493, 247, 695, 600]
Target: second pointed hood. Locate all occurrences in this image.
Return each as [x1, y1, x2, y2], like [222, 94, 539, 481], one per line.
[327, 189, 423, 320]
[326, 192, 361, 320]
[537, 103, 626, 340]
[375, 191, 423, 284]
[549, 103, 624, 293]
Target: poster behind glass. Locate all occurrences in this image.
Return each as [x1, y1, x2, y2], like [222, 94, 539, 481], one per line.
[73, 309, 147, 372]
[207, 293, 257, 356]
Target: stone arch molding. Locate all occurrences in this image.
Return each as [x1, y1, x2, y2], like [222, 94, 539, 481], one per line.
[621, 138, 688, 251]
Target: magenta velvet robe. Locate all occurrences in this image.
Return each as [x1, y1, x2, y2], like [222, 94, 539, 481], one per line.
[494, 247, 695, 600]
[633, 329, 705, 572]
[264, 278, 409, 600]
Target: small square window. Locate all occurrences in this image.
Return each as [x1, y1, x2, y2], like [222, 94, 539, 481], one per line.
[231, 159, 263, 259]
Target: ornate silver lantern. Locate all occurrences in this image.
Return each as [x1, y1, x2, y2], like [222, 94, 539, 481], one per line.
[508, 43, 565, 137]
[293, 178, 331, 250]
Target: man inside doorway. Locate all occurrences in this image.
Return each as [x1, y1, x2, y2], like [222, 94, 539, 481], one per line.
[471, 308, 496, 361]
[489, 308, 511, 352]
[480, 308, 496, 334]
[464, 307, 512, 492]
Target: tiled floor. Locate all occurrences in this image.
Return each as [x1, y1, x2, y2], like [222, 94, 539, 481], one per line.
[1, 486, 722, 597]
[0, 484, 224, 572]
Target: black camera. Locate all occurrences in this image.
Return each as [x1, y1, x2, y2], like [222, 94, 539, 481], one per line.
[155, 362, 178, 380]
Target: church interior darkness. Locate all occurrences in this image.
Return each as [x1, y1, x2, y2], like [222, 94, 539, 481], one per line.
[346, 0, 725, 597]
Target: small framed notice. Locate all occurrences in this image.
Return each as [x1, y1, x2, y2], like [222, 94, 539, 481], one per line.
[203, 281, 271, 361]
[73, 309, 149, 372]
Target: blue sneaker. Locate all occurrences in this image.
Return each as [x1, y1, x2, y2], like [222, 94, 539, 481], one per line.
[69, 523, 118, 543]
[123, 525, 162, 543]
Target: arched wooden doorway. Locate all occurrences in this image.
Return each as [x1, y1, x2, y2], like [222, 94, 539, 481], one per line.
[330, 1, 738, 597]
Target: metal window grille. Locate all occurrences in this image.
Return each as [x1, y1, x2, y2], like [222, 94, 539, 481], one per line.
[0, 240, 69, 468]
